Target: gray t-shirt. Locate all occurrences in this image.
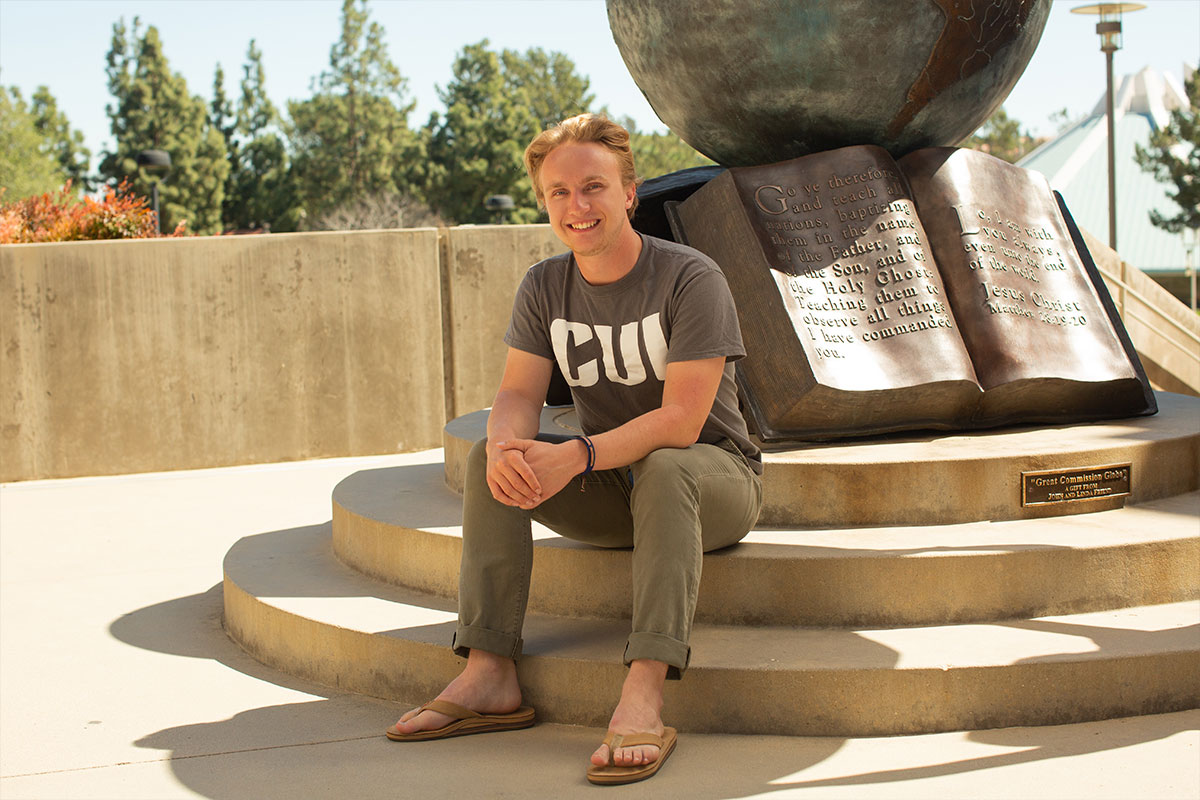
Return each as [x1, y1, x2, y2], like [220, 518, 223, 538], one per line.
[504, 233, 761, 474]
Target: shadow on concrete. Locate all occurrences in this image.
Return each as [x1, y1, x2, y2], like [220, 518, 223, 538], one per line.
[108, 573, 850, 799]
[1004, 616, 1200, 662]
[332, 463, 465, 530]
[128, 703, 849, 800]
[765, 711, 1198, 794]
[108, 580, 346, 697]
[109, 526, 1196, 800]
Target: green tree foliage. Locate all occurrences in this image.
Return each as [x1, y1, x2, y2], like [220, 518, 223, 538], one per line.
[618, 116, 713, 180]
[30, 87, 92, 191]
[1135, 72, 1200, 234]
[209, 64, 237, 159]
[100, 18, 229, 234]
[0, 87, 66, 201]
[425, 41, 593, 224]
[960, 107, 1039, 164]
[287, 0, 420, 221]
[221, 41, 302, 231]
[425, 41, 538, 224]
[502, 47, 594, 132]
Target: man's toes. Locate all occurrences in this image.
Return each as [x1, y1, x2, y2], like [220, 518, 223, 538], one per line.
[395, 709, 446, 733]
[591, 742, 662, 768]
[614, 745, 658, 766]
[395, 709, 426, 729]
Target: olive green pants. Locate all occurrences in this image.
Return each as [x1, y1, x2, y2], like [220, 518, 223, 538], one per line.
[453, 436, 762, 677]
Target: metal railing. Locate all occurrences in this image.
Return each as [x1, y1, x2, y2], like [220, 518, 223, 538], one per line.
[1098, 259, 1200, 391]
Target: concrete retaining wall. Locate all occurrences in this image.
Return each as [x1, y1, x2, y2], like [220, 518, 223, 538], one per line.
[440, 226, 563, 420]
[1, 226, 560, 481]
[4, 224, 1192, 482]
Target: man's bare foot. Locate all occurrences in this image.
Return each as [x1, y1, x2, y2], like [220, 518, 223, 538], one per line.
[392, 649, 522, 735]
[590, 659, 669, 767]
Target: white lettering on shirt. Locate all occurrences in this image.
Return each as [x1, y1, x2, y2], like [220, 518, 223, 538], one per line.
[550, 314, 667, 388]
[550, 319, 599, 386]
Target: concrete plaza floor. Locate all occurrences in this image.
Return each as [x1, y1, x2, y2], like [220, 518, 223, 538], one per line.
[1, 451, 1197, 800]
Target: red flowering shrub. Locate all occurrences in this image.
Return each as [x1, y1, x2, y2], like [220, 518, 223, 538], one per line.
[0, 181, 186, 244]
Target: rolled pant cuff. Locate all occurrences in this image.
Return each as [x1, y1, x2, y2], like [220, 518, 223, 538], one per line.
[452, 624, 523, 661]
[624, 631, 691, 680]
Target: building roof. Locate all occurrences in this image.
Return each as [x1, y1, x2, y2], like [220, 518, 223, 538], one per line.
[1018, 64, 1195, 273]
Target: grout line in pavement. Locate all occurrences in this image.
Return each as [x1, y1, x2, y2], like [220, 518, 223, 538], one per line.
[0, 734, 381, 779]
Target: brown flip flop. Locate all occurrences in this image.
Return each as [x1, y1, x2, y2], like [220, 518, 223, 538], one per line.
[586, 727, 678, 785]
[385, 699, 536, 741]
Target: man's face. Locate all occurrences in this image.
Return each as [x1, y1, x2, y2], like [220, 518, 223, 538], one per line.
[539, 141, 636, 260]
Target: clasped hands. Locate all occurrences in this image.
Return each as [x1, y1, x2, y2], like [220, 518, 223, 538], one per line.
[486, 438, 587, 509]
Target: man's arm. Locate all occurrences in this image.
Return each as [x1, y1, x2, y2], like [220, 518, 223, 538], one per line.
[588, 355, 727, 470]
[497, 355, 728, 505]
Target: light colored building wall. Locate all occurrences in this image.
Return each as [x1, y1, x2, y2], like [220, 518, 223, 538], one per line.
[1, 229, 460, 481]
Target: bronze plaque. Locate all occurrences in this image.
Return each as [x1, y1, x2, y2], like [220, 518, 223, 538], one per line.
[1021, 463, 1132, 506]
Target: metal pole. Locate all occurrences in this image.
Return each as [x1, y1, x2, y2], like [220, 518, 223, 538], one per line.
[1105, 48, 1117, 251]
[152, 182, 161, 235]
[1188, 229, 1197, 311]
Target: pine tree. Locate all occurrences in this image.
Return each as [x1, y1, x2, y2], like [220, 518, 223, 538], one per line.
[287, 0, 419, 220]
[960, 107, 1038, 164]
[210, 64, 237, 157]
[425, 41, 594, 224]
[0, 87, 66, 200]
[209, 63, 238, 226]
[100, 18, 229, 234]
[1135, 72, 1200, 234]
[30, 87, 92, 191]
[501, 47, 594, 132]
[618, 115, 713, 181]
[424, 40, 534, 224]
[219, 40, 302, 231]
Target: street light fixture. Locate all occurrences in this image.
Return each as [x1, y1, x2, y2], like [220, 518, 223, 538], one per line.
[483, 194, 515, 225]
[135, 149, 172, 234]
[1070, 2, 1145, 252]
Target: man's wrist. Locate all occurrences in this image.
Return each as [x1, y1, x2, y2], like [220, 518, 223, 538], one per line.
[572, 435, 596, 475]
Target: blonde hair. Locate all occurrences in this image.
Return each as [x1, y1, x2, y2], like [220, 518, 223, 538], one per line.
[524, 113, 642, 219]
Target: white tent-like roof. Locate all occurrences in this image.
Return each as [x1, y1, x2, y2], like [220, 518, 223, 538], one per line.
[1018, 64, 1195, 274]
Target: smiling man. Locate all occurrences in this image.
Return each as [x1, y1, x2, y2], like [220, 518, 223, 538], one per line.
[386, 114, 763, 786]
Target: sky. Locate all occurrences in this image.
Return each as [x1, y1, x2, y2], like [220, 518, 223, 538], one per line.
[1, 0, 1197, 171]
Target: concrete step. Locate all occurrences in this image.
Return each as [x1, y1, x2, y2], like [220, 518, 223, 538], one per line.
[331, 461, 1200, 627]
[222, 522, 1200, 737]
[443, 391, 1200, 526]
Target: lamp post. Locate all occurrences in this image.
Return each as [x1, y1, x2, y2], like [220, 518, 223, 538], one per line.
[483, 194, 515, 225]
[1070, 3, 1145, 252]
[135, 149, 172, 234]
[1184, 226, 1197, 311]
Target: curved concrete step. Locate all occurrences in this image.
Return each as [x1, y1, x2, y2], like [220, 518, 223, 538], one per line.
[223, 523, 1200, 737]
[331, 461, 1200, 627]
[444, 392, 1200, 526]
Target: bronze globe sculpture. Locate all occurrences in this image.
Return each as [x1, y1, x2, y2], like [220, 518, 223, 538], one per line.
[607, 0, 1051, 167]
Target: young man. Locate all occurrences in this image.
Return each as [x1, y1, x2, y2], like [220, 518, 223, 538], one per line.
[387, 114, 762, 785]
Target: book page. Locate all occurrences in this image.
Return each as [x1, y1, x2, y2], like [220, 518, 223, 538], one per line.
[721, 145, 979, 394]
[900, 147, 1138, 390]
